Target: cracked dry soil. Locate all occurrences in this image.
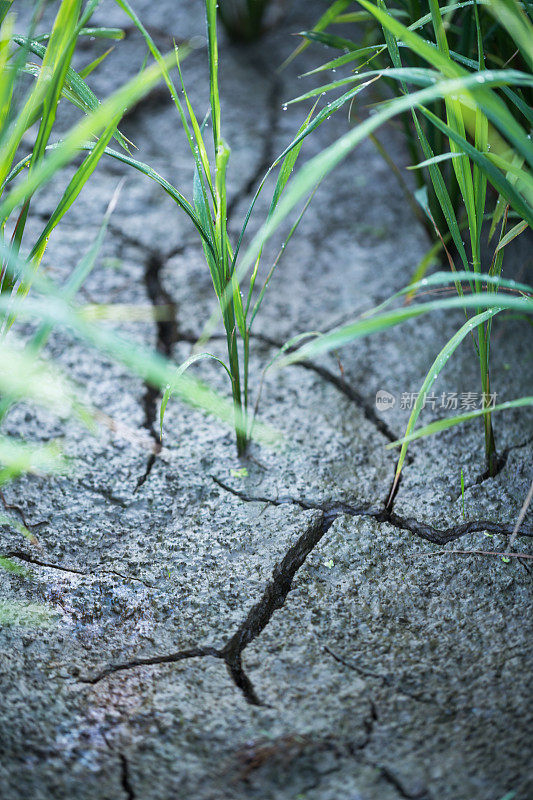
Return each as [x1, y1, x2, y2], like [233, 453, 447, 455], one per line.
[1, 2, 532, 799]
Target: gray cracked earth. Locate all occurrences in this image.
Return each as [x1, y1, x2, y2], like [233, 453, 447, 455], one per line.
[1, 2, 532, 799]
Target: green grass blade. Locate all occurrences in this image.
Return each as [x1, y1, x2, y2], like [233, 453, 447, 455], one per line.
[387, 398, 533, 448]
[276, 293, 532, 367]
[419, 103, 533, 227]
[356, 1, 533, 170]
[24, 114, 128, 273]
[0, 53, 176, 223]
[13, 35, 131, 151]
[494, 220, 529, 252]
[29, 0, 82, 169]
[78, 47, 114, 79]
[279, 0, 351, 70]
[112, 0, 192, 141]
[206, 0, 221, 155]
[160, 352, 234, 439]
[234, 72, 530, 296]
[0, 1, 13, 25]
[407, 152, 461, 169]
[1, 143, 213, 255]
[297, 30, 359, 51]
[390, 308, 501, 498]
[487, 0, 533, 71]
[29, 184, 122, 353]
[0, 241, 280, 448]
[232, 77, 378, 271]
[78, 26, 124, 40]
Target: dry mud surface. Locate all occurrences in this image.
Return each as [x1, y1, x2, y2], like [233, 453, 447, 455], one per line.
[1, 1, 532, 799]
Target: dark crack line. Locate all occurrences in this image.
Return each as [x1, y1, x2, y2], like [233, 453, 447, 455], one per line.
[106, 224, 200, 489]
[101, 728, 136, 800]
[79, 471, 531, 701]
[135, 250, 178, 489]
[109, 223, 198, 265]
[221, 514, 332, 670]
[108, 223, 158, 258]
[253, 332, 401, 445]
[211, 474, 377, 519]
[324, 646, 441, 708]
[100, 569, 155, 588]
[226, 59, 282, 223]
[76, 480, 130, 508]
[371, 762, 430, 800]
[81, 646, 222, 685]
[211, 476, 532, 544]
[299, 359, 400, 444]
[119, 753, 135, 800]
[467, 435, 533, 491]
[4, 551, 88, 576]
[4, 551, 155, 587]
[80, 514, 339, 705]
[383, 511, 532, 544]
[78, 483, 532, 705]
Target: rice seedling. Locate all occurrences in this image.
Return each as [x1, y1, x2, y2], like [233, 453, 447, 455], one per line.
[114, 0, 376, 455]
[226, 0, 532, 481]
[1, 1, 285, 470]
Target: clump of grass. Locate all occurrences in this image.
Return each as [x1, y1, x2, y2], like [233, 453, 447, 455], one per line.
[232, 0, 532, 479]
[114, 0, 370, 454]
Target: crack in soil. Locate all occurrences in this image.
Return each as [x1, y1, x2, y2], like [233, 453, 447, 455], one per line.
[372, 763, 430, 800]
[105, 230, 205, 490]
[212, 474, 379, 517]
[80, 514, 338, 704]
[253, 332, 401, 445]
[74, 93, 531, 710]
[119, 753, 135, 800]
[101, 727, 136, 800]
[458, 436, 533, 498]
[135, 248, 186, 490]
[76, 480, 131, 508]
[211, 476, 532, 544]
[79, 478, 531, 705]
[81, 645, 223, 684]
[0, 489, 50, 530]
[323, 646, 442, 708]
[4, 551, 155, 588]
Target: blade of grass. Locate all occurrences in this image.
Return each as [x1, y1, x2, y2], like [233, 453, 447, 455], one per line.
[386, 397, 533, 447]
[389, 307, 501, 503]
